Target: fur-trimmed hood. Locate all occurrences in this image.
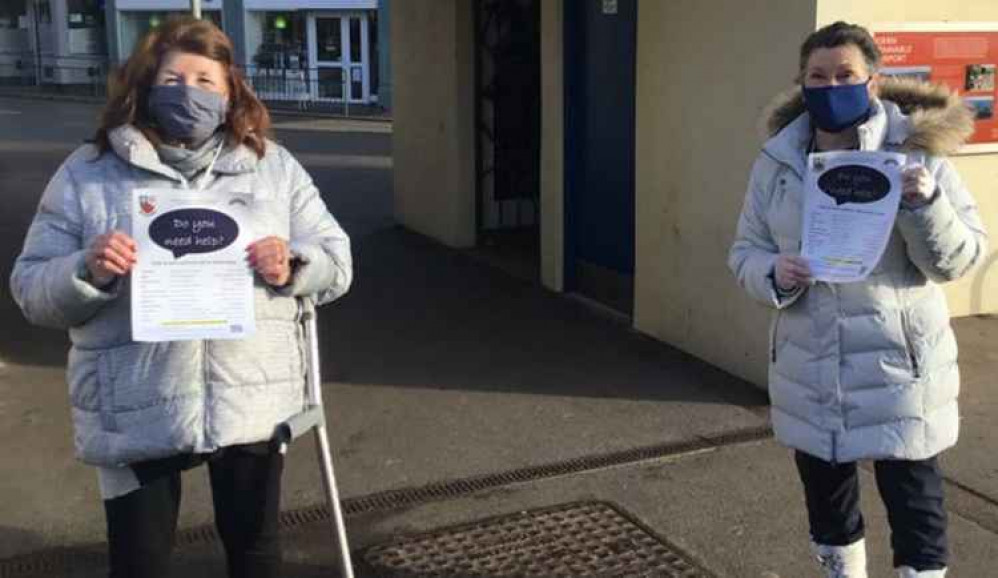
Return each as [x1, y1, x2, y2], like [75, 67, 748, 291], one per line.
[762, 77, 975, 156]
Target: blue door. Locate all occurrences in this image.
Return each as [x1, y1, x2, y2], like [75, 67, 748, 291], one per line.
[565, 0, 636, 314]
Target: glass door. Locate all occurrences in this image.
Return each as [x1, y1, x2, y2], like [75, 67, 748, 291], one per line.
[308, 12, 369, 103]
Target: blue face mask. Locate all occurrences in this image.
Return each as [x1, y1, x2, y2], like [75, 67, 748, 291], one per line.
[147, 84, 228, 145]
[802, 80, 872, 133]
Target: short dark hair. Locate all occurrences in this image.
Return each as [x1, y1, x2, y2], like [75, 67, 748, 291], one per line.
[798, 21, 881, 81]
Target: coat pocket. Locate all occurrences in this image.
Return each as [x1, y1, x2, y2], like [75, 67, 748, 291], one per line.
[899, 310, 922, 378]
[770, 310, 783, 363]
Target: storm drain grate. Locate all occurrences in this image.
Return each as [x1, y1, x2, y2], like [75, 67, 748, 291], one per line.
[0, 428, 767, 576]
[361, 501, 712, 577]
[0, 550, 105, 578]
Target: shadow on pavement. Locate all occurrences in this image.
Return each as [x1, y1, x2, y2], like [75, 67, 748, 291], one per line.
[318, 226, 768, 410]
[0, 526, 48, 560]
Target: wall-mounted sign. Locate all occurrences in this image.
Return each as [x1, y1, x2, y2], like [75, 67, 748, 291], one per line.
[874, 22, 998, 154]
[602, 0, 618, 15]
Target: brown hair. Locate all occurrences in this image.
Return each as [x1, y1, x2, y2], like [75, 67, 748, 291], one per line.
[798, 21, 882, 83]
[95, 16, 270, 157]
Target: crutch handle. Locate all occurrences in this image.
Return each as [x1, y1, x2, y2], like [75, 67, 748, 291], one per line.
[273, 405, 326, 446]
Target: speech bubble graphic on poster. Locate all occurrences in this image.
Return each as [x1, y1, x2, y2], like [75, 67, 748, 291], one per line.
[149, 208, 239, 258]
[817, 165, 892, 206]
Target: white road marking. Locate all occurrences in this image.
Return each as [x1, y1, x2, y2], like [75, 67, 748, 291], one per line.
[0, 109, 23, 115]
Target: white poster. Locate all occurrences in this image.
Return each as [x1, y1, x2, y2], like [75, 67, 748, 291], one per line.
[801, 150, 906, 283]
[131, 189, 256, 342]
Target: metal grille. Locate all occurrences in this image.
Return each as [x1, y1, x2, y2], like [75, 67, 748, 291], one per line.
[361, 501, 713, 577]
[474, 0, 541, 237]
[0, 428, 768, 577]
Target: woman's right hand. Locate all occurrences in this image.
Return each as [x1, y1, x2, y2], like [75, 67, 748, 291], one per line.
[774, 254, 812, 292]
[85, 231, 137, 287]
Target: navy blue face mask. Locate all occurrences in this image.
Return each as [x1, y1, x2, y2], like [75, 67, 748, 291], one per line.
[802, 80, 872, 133]
[147, 84, 228, 145]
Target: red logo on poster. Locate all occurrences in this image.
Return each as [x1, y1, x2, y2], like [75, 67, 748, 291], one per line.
[139, 195, 157, 216]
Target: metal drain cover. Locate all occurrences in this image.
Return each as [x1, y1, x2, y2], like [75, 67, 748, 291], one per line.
[361, 501, 711, 577]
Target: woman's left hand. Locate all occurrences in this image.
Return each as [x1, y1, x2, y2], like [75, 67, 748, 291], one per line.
[247, 236, 292, 287]
[901, 165, 937, 208]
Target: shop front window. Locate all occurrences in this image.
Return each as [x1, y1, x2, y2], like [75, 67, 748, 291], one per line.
[0, 0, 29, 54]
[66, 0, 105, 55]
[248, 12, 309, 101]
[253, 12, 306, 70]
[119, 11, 222, 59]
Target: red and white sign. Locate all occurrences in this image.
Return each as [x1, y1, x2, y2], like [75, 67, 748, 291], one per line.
[874, 23, 998, 153]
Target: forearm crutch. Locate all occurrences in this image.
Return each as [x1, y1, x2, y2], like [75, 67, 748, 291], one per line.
[274, 298, 355, 578]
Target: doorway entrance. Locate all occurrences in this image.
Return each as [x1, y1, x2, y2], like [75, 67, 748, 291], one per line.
[564, 0, 637, 315]
[308, 12, 370, 103]
[473, 0, 541, 281]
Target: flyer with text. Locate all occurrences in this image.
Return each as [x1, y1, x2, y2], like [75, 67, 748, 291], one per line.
[131, 189, 256, 342]
[801, 151, 906, 283]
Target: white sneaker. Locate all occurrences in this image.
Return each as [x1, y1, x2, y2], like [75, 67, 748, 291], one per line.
[812, 539, 868, 578]
[897, 566, 947, 577]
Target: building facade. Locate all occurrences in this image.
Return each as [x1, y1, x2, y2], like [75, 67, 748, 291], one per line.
[392, 0, 998, 389]
[1, 0, 390, 108]
[113, 0, 385, 106]
[0, 0, 107, 89]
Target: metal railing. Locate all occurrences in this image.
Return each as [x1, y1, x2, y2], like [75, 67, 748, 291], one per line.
[0, 52, 108, 98]
[0, 55, 386, 118]
[243, 65, 383, 117]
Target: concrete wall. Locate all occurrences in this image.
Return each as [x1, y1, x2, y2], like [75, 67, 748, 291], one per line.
[817, 0, 998, 316]
[377, 0, 391, 109]
[540, 0, 564, 291]
[391, 0, 476, 248]
[635, 0, 998, 389]
[633, 0, 819, 387]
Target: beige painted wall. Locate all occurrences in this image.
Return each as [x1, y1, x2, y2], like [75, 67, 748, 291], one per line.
[540, 0, 565, 292]
[635, 0, 998, 389]
[817, 0, 998, 316]
[391, 0, 476, 248]
[633, 0, 819, 387]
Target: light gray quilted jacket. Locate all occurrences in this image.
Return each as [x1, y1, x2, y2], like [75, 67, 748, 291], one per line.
[11, 126, 353, 467]
[729, 79, 988, 462]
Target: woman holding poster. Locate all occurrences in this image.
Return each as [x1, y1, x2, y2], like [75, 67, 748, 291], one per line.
[729, 21, 987, 578]
[10, 17, 352, 578]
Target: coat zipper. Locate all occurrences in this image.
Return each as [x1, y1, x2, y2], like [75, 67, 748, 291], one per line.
[202, 339, 210, 450]
[831, 283, 842, 464]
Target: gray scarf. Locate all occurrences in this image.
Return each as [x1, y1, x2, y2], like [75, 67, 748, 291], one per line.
[155, 132, 226, 180]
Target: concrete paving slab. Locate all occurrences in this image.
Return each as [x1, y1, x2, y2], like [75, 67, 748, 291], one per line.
[291, 440, 998, 578]
[51, 439, 995, 578]
[942, 316, 998, 504]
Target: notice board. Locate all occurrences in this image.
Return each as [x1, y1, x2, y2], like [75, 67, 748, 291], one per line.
[873, 23, 998, 154]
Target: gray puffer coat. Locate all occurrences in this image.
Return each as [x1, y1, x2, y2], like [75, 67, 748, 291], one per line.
[11, 126, 353, 467]
[729, 79, 988, 463]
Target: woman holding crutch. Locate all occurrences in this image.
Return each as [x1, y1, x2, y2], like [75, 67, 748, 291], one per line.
[10, 16, 352, 578]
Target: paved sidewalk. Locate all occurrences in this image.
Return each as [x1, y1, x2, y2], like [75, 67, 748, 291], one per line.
[1, 227, 996, 577]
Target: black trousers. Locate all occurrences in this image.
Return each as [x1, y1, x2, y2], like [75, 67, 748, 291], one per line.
[103, 442, 284, 578]
[794, 450, 948, 571]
